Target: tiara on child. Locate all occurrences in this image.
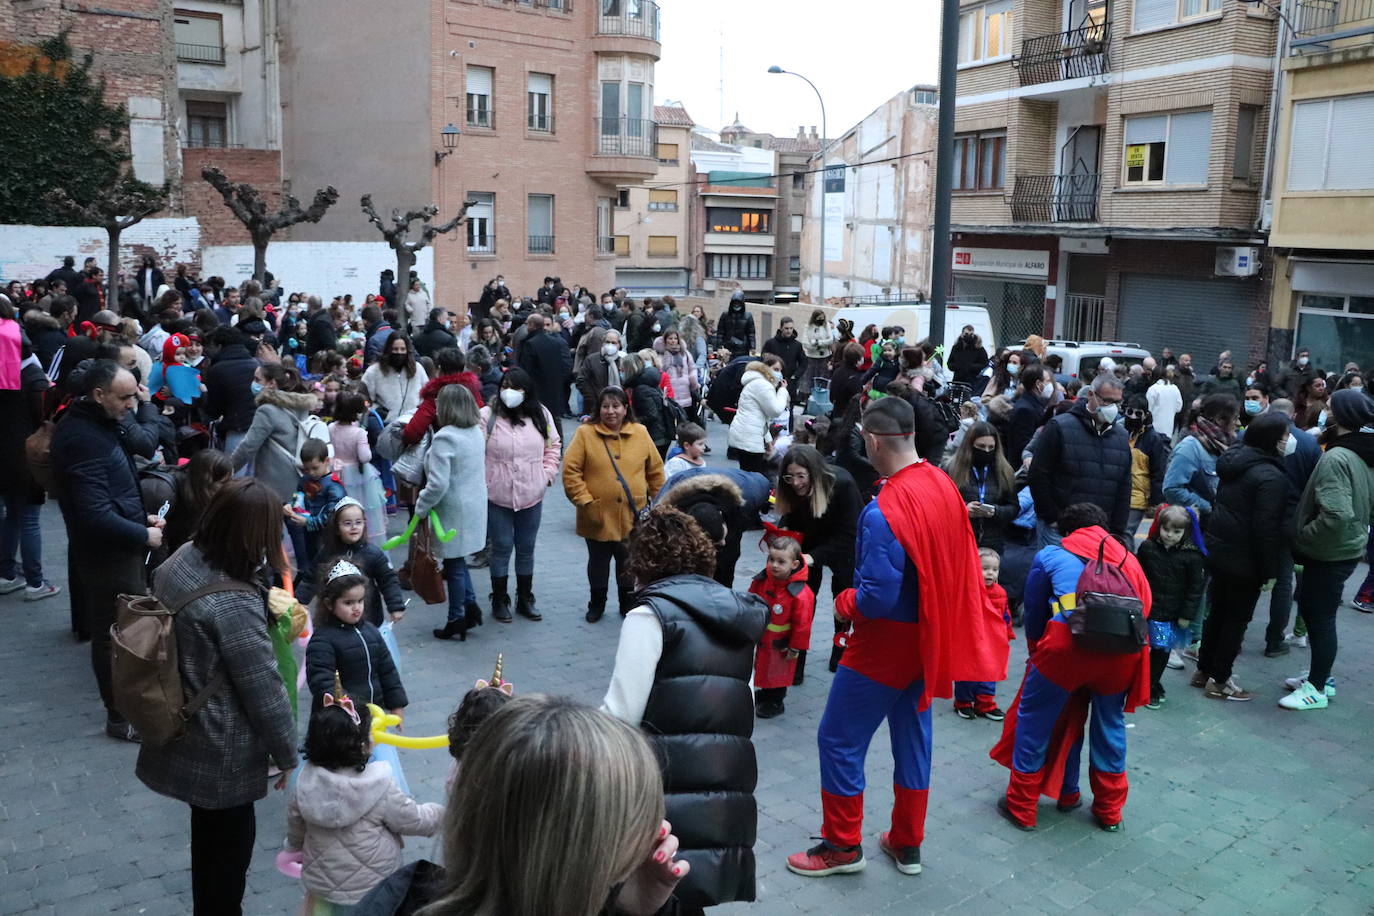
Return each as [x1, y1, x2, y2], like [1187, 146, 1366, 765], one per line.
[324, 670, 361, 725]
[327, 559, 363, 583]
[474, 653, 515, 697]
[334, 496, 364, 513]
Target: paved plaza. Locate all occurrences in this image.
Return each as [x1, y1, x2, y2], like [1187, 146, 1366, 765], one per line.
[2, 424, 1373, 915]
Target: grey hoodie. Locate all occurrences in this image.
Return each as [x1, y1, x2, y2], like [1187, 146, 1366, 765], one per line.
[286, 760, 444, 905]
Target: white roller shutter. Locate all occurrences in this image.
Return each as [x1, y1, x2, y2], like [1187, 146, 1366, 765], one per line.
[528, 72, 552, 95]
[466, 65, 493, 97]
[1164, 110, 1212, 185]
[1125, 115, 1167, 145]
[1133, 0, 1175, 32]
[1287, 99, 1330, 192]
[1328, 94, 1374, 190]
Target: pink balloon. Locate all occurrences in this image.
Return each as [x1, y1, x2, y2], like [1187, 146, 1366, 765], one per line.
[276, 849, 303, 879]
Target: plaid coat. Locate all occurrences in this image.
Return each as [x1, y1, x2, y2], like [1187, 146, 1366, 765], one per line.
[136, 543, 300, 809]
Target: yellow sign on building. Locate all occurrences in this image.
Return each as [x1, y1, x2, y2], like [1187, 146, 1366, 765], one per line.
[1126, 144, 1147, 169]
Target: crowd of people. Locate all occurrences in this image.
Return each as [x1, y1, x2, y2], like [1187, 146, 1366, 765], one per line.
[2, 254, 1372, 915]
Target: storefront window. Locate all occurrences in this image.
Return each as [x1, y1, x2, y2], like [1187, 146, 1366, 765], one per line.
[1297, 293, 1374, 370]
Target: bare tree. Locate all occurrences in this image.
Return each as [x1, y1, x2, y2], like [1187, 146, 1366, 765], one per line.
[44, 175, 169, 311]
[361, 195, 475, 328]
[202, 166, 339, 283]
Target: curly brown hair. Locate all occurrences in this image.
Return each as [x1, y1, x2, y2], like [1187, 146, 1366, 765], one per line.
[627, 505, 718, 586]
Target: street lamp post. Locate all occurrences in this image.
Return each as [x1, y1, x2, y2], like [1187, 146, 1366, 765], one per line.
[435, 123, 461, 166]
[767, 66, 827, 306]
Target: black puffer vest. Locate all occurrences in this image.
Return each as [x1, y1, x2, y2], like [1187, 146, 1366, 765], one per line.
[638, 574, 767, 908]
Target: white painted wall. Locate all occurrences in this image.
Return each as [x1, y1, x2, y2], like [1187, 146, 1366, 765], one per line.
[176, 0, 281, 150]
[0, 219, 201, 284]
[201, 241, 434, 301]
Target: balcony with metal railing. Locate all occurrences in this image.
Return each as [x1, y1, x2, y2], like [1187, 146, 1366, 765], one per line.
[466, 105, 494, 130]
[1010, 173, 1101, 223]
[1292, 0, 1374, 51]
[587, 116, 661, 182]
[1012, 22, 1110, 87]
[528, 235, 556, 255]
[176, 42, 225, 65]
[466, 234, 496, 256]
[593, 0, 661, 58]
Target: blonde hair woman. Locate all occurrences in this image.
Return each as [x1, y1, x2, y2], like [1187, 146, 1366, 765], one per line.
[411, 695, 688, 916]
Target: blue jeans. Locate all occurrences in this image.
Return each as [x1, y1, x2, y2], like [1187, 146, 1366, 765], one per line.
[1036, 519, 1063, 549]
[0, 497, 43, 587]
[488, 502, 543, 578]
[442, 557, 477, 621]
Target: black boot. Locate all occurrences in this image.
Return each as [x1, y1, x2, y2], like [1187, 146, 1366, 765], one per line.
[617, 585, 636, 617]
[465, 599, 483, 629]
[586, 588, 607, 623]
[515, 574, 542, 621]
[491, 577, 513, 623]
[432, 618, 467, 641]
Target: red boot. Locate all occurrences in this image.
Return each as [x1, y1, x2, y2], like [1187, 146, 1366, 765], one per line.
[1089, 768, 1128, 830]
[1001, 768, 1041, 829]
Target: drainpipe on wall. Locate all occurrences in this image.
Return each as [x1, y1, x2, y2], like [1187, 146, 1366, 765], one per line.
[1258, 0, 1292, 230]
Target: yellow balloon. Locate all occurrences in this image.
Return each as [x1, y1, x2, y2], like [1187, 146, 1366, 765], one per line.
[366, 703, 450, 750]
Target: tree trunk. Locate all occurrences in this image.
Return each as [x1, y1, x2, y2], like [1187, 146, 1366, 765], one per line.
[395, 248, 416, 331]
[106, 225, 121, 317]
[253, 239, 268, 285]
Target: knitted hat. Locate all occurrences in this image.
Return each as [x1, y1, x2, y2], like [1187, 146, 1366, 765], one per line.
[1330, 388, 1374, 432]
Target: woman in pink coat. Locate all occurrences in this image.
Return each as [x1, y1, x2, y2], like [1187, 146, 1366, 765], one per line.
[479, 367, 562, 623]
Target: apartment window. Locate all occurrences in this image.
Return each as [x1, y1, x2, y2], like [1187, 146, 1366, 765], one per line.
[958, 1, 1013, 66]
[615, 188, 631, 208]
[527, 194, 554, 253]
[185, 100, 228, 148]
[627, 82, 646, 136]
[648, 235, 678, 257]
[707, 254, 771, 279]
[912, 89, 937, 105]
[823, 165, 845, 194]
[791, 214, 803, 233]
[1134, 0, 1221, 31]
[174, 10, 224, 64]
[600, 81, 621, 134]
[792, 171, 805, 189]
[528, 72, 553, 131]
[466, 66, 494, 128]
[707, 208, 771, 233]
[1124, 110, 1212, 186]
[953, 130, 1005, 190]
[596, 197, 613, 254]
[789, 256, 802, 273]
[656, 142, 679, 164]
[648, 189, 678, 211]
[1288, 94, 1374, 191]
[466, 192, 495, 253]
[614, 235, 630, 256]
[1234, 106, 1258, 181]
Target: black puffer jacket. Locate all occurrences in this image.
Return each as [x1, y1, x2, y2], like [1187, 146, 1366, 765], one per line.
[1136, 538, 1205, 622]
[305, 617, 407, 711]
[413, 321, 456, 359]
[1028, 401, 1132, 534]
[306, 311, 338, 357]
[0, 361, 49, 505]
[23, 310, 67, 374]
[717, 300, 756, 357]
[50, 398, 148, 551]
[298, 541, 405, 627]
[627, 366, 673, 453]
[780, 465, 861, 573]
[1203, 444, 1289, 583]
[638, 574, 766, 909]
[204, 343, 260, 433]
[947, 339, 988, 387]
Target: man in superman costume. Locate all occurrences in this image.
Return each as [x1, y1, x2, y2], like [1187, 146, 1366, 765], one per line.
[787, 398, 1011, 878]
[990, 502, 1152, 832]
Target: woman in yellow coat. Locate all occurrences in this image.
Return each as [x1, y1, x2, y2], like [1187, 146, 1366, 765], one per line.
[563, 386, 665, 622]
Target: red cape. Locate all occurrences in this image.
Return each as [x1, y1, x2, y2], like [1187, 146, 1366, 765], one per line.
[877, 460, 1011, 710]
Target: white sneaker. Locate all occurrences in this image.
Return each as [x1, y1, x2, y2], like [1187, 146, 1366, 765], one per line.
[1166, 649, 1185, 669]
[1291, 634, 1309, 649]
[0, 576, 24, 595]
[1182, 643, 1201, 661]
[1282, 673, 1335, 697]
[1279, 680, 1329, 710]
[24, 582, 61, 602]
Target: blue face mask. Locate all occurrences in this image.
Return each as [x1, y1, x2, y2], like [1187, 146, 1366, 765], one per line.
[1244, 399, 1263, 415]
[250, 381, 264, 395]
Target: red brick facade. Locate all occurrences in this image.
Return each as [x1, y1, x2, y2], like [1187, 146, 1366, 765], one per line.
[181, 147, 284, 248]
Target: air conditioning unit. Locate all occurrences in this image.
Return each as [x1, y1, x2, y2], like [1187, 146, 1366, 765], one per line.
[1215, 246, 1260, 277]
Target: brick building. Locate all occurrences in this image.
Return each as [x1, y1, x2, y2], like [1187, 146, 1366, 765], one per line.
[950, 0, 1277, 359]
[613, 103, 695, 296]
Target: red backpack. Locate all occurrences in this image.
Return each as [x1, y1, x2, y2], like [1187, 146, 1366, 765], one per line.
[1069, 536, 1147, 654]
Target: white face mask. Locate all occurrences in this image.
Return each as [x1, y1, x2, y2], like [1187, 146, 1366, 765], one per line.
[499, 388, 525, 409]
[1096, 403, 1120, 425]
[1282, 434, 1297, 457]
[602, 343, 620, 359]
[1007, 363, 1021, 376]
[1298, 356, 1309, 367]
[559, 311, 570, 320]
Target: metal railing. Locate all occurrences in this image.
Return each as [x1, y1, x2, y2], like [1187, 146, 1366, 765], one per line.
[528, 112, 554, 132]
[594, 116, 659, 157]
[1292, 0, 1374, 49]
[466, 234, 496, 255]
[1010, 173, 1101, 223]
[1062, 294, 1105, 342]
[1013, 22, 1110, 86]
[528, 235, 556, 254]
[523, 0, 573, 8]
[466, 105, 494, 129]
[647, 201, 678, 211]
[597, 0, 660, 40]
[176, 42, 225, 64]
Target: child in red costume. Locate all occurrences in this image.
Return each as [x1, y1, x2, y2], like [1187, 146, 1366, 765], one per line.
[749, 536, 815, 719]
[953, 548, 1016, 720]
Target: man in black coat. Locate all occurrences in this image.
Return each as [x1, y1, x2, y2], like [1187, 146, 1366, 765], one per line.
[72, 267, 104, 322]
[414, 307, 457, 358]
[51, 361, 165, 741]
[518, 315, 572, 440]
[762, 317, 804, 403]
[203, 327, 260, 451]
[947, 325, 989, 387]
[1004, 365, 1052, 463]
[717, 291, 756, 358]
[305, 296, 338, 357]
[1028, 374, 1132, 543]
[45, 256, 83, 293]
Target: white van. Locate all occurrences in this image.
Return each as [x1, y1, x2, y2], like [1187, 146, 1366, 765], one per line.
[832, 302, 996, 354]
[1037, 340, 1152, 380]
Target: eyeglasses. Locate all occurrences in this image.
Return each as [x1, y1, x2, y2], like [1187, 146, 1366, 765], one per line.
[781, 473, 811, 483]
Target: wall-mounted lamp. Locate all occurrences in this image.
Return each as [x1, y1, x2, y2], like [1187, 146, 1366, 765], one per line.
[435, 123, 460, 166]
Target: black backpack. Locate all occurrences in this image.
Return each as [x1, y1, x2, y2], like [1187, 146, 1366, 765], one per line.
[706, 358, 750, 425]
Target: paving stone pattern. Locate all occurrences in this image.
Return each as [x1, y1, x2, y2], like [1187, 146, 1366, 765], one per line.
[2, 423, 1372, 914]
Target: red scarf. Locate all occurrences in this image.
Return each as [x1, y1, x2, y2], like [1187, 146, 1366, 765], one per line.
[876, 460, 1011, 710]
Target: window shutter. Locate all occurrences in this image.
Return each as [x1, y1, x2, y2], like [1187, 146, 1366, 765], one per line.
[1133, 0, 1175, 31]
[467, 192, 494, 220]
[1124, 114, 1167, 145]
[527, 194, 553, 236]
[1287, 99, 1330, 192]
[528, 72, 552, 96]
[614, 235, 630, 256]
[648, 236, 677, 256]
[1164, 110, 1212, 185]
[1327, 94, 1374, 190]
[466, 66, 493, 97]
[649, 189, 676, 204]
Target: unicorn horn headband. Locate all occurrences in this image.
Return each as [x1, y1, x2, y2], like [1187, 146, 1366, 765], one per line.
[323, 669, 361, 725]
[475, 653, 514, 696]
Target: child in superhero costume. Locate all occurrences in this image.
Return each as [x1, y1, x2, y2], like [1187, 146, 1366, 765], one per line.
[786, 398, 1011, 878]
[748, 532, 815, 719]
[953, 548, 1016, 720]
[990, 502, 1153, 832]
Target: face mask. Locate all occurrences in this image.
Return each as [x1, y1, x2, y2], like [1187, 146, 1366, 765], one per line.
[388, 353, 408, 369]
[499, 388, 525, 409]
[651, 323, 661, 333]
[1245, 376, 1255, 387]
[1159, 527, 1184, 548]
[1125, 416, 1145, 434]
[602, 343, 620, 359]
[1298, 356, 1309, 367]
[1007, 363, 1020, 376]
[250, 381, 264, 395]
[559, 311, 570, 320]
[1244, 400, 1263, 416]
[1097, 403, 1120, 425]
[1283, 434, 1298, 457]
[972, 449, 994, 469]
